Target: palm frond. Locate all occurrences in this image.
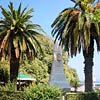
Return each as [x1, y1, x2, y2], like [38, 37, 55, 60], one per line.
[8, 2, 14, 12]
[13, 36, 19, 48]
[32, 24, 46, 34]
[17, 3, 21, 16]
[23, 32, 36, 52]
[31, 35, 43, 55]
[51, 15, 62, 28]
[22, 8, 33, 19]
[15, 47, 19, 58]
[78, 12, 84, 30]
[62, 16, 73, 38]
[0, 6, 12, 22]
[0, 30, 7, 37]
[73, 22, 79, 48]
[25, 31, 43, 54]
[94, 22, 100, 37]
[0, 30, 10, 49]
[19, 36, 27, 52]
[20, 6, 27, 17]
[83, 26, 90, 49]
[95, 36, 100, 50]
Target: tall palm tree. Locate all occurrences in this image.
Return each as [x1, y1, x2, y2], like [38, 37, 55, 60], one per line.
[0, 2, 44, 83]
[51, 0, 100, 92]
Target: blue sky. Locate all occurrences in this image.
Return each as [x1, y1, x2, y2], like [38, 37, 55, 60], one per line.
[0, 0, 100, 81]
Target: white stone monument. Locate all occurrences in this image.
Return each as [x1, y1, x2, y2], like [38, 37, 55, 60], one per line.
[49, 40, 70, 91]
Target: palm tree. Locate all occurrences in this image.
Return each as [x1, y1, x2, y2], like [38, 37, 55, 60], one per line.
[51, 0, 100, 92]
[0, 2, 44, 83]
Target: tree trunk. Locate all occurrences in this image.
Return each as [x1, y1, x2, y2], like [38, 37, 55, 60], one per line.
[10, 46, 20, 83]
[83, 37, 94, 92]
[10, 57, 19, 83]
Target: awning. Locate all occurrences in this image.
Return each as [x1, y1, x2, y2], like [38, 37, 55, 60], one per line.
[17, 73, 36, 81]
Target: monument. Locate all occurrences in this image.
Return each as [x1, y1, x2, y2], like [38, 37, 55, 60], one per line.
[49, 40, 70, 91]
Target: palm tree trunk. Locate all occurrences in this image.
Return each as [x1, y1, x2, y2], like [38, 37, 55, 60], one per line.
[10, 47, 20, 83]
[10, 57, 19, 83]
[83, 37, 94, 92]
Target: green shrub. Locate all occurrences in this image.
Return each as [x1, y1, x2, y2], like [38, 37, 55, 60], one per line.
[0, 91, 25, 100]
[0, 81, 16, 91]
[25, 85, 62, 100]
[0, 60, 9, 83]
[65, 92, 100, 100]
[0, 81, 25, 100]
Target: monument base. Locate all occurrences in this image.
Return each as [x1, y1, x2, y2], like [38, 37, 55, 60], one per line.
[49, 61, 70, 91]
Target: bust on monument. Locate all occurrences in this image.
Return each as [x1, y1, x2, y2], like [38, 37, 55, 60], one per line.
[53, 40, 62, 61]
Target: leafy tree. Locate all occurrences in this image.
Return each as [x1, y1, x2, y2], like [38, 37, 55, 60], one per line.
[19, 58, 49, 84]
[36, 34, 54, 74]
[51, 0, 100, 91]
[64, 65, 79, 91]
[0, 2, 44, 84]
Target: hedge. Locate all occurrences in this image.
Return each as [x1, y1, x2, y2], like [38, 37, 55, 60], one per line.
[25, 85, 62, 100]
[0, 91, 25, 100]
[0, 88, 100, 100]
[65, 92, 100, 100]
[0, 85, 62, 100]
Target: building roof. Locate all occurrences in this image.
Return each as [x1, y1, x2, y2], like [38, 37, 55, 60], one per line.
[17, 73, 36, 81]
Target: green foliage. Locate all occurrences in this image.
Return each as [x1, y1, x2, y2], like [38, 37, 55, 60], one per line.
[31, 59, 49, 84]
[35, 35, 53, 75]
[0, 60, 9, 83]
[63, 52, 80, 90]
[25, 85, 62, 100]
[93, 7, 100, 22]
[0, 91, 25, 100]
[36, 35, 53, 66]
[0, 91, 100, 100]
[64, 65, 79, 91]
[0, 81, 16, 91]
[62, 50, 80, 87]
[65, 66, 79, 82]
[19, 58, 49, 84]
[65, 92, 100, 100]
